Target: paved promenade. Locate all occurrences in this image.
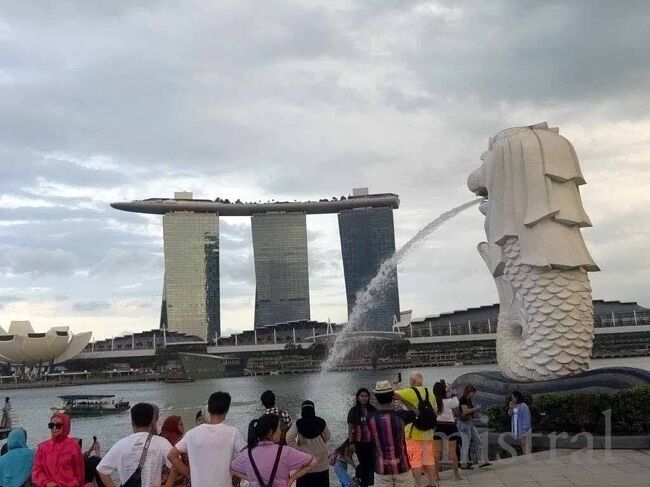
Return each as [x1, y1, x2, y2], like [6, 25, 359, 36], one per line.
[439, 449, 650, 487]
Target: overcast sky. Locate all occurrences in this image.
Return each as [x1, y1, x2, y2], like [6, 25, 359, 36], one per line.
[1, 1, 648, 340]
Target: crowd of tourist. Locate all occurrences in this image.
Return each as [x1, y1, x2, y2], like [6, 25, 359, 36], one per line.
[0, 375, 532, 487]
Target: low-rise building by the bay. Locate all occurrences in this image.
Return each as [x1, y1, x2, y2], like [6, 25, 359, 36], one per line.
[391, 300, 650, 368]
[66, 299, 649, 376]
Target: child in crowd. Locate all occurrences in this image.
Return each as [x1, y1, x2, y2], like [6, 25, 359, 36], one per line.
[329, 439, 359, 487]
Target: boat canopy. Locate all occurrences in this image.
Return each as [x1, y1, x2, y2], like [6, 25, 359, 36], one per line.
[57, 394, 116, 400]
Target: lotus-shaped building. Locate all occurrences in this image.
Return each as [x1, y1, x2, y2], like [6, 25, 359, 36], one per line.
[0, 321, 92, 365]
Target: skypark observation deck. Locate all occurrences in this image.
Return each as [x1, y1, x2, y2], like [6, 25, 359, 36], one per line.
[110, 193, 399, 216]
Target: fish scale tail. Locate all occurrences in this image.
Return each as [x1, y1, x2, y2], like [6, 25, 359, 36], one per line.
[499, 237, 594, 381]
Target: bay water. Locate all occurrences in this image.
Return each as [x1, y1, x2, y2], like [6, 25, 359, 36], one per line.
[7, 357, 650, 450]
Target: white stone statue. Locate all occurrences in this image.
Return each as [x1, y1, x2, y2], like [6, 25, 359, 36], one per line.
[467, 122, 599, 381]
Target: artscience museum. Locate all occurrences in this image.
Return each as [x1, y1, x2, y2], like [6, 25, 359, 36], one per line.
[0, 321, 92, 366]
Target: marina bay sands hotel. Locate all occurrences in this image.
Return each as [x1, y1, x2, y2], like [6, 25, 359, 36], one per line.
[111, 188, 400, 341]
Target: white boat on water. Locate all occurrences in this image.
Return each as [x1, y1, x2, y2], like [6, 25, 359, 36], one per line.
[51, 394, 130, 416]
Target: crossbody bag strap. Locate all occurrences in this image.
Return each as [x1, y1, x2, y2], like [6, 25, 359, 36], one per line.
[138, 434, 153, 470]
[267, 444, 284, 487]
[247, 448, 267, 487]
[411, 386, 424, 404]
[248, 444, 283, 487]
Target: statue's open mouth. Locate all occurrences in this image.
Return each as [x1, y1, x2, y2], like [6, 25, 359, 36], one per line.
[468, 181, 488, 212]
[473, 187, 488, 198]
[467, 168, 488, 214]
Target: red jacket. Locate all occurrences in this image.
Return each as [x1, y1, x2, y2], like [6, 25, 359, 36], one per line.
[32, 413, 84, 487]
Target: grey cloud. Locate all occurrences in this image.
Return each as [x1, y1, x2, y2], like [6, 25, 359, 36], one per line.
[73, 300, 111, 312]
[260, 151, 398, 197]
[220, 251, 255, 285]
[0, 1, 357, 171]
[221, 282, 255, 301]
[2, 0, 644, 216]
[0, 147, 130, 196]
[386, 1, 650, 114]
[1, 1, 647, 185]
[219, 219, 254, 288]
[0, 1, 648, 335]
[1, 212, 158, 256]
[0, 294, 25, 310]
[307, 229, 322, 243]
[309, 248, 344, 279]
[219, 220, 253, 244]
[0, 206, 104, 222]
[90, 248, 163, 278]
[37, 158, 128, 187]
[0, 246, 79, 277]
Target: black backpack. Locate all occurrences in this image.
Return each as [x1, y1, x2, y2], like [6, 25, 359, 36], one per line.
[411, 387, 437, 431]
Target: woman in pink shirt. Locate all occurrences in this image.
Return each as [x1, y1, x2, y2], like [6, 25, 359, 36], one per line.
[231, 414, 316, 487]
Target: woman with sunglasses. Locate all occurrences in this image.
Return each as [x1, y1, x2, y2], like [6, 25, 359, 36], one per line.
[33, 413, 85, 487]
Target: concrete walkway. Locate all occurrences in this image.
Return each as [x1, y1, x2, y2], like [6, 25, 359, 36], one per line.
[438, 449, 650, 487]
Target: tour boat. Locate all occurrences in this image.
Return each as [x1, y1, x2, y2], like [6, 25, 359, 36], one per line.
[51, 394, 130, 416]
[163, 376, 195, 383]
[163, 371, 195, 383]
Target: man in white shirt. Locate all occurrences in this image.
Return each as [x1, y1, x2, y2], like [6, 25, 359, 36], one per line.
[169, 391, 245, 487]
[98, 403, 172, 487]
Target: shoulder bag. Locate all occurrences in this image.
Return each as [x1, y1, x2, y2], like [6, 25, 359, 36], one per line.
[121, 433, 153, 487]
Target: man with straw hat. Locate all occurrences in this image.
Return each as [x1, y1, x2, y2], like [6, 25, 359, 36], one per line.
[367, 380, 415, 487]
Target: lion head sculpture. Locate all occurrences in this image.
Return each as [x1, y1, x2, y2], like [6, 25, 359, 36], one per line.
[468, 122, 599, 275]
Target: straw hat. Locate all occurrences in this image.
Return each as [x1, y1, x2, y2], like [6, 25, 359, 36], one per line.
[373, 380, 394, 394]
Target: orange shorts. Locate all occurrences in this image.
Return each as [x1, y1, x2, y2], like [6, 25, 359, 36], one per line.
[405, 438, 435, 468]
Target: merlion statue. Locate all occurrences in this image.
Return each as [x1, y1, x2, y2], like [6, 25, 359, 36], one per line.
[467, 122, 599, 381]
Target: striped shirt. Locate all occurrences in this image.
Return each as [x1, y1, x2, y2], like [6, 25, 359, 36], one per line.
[367, 410, 411, 475]
[265, 407, 292, 431]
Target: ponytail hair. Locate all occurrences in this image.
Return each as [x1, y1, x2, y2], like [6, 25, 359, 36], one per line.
[247, 413, 280, 450]
[433, 381, 446, 415]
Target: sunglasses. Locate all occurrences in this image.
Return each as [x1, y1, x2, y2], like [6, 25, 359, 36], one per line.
[48, 422, 64, 430]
